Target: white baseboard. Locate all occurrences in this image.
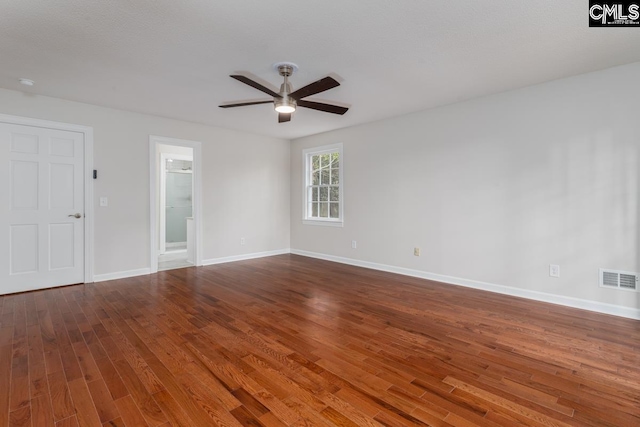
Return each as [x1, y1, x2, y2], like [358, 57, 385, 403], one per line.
[291, 249, 640, 320]
[93, 268, 151, 283]
[166, 242, 187, 248]
[91, 249, 290, 283]
[202, 248, 291, 266]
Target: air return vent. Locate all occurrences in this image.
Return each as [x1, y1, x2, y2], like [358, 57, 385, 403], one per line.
[600, 269, 638, 291]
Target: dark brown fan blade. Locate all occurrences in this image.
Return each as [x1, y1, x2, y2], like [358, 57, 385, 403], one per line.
[278, 113, 291, 123]
[230, 75, 281, 98]
[219, 100, 273, 108]
[298, 100, 348, 115]
[289, 77, 340, 100]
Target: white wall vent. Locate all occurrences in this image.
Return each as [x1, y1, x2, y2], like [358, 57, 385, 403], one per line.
[599, 268, 638, 291]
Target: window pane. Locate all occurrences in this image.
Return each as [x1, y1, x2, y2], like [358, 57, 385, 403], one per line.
[305, 148, 342, 221]
[330, 168, 339, 184]
[321, 169, 330, 185]
[330, 203, 339, 218]
[330, 186, 339, 201]
[319, 202, 328, 218]
[319, 187, 328, 201]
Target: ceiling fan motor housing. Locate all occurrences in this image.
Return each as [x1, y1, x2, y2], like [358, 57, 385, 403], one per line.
[279, 81, 293, 96]
[275, 64, 296, 112]
[274, 92, 296, 113]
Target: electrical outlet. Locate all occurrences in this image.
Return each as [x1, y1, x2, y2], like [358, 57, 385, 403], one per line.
[351, 240, 357, 249]
[414, 247, 420, 256]
[549, 264, 560, 278]
[240, 237, 245, 245]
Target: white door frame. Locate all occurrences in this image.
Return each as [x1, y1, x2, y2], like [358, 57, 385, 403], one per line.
[159, 152, 193, 254]
[0, 113, 94, 283]
[149, 136, 202, 273]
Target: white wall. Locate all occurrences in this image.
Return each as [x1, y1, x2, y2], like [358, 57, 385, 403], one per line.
[0, 88, 290, 276]
[291, 62, 640, 313]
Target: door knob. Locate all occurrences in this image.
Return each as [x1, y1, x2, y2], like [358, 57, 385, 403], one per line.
[68, 213, 82, 218]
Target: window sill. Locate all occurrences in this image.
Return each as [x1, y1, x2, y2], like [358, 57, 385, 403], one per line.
[303, 219, 344, 228]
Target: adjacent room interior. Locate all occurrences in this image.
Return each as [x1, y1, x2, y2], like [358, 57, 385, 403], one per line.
[0, 2, 639, 426]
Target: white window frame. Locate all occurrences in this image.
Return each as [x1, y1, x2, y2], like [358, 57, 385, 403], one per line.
[302, 143, 344, 227]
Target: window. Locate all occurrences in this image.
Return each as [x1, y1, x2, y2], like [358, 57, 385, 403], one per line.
[303, 144, 343, 226]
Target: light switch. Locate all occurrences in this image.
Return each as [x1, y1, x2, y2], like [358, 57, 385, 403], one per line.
[99, 197, 108, 207]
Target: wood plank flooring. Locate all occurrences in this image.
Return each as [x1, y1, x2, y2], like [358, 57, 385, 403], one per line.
[1, 254, 639, 426]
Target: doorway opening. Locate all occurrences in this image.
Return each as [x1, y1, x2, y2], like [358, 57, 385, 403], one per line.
[160, 152, 193, 270]
[149, 136, 202, 273]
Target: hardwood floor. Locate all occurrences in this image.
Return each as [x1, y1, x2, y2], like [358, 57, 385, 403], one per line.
[1, 254, 639, 427]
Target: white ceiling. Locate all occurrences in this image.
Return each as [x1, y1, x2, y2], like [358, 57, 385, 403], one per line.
[2, 1, 640, 140]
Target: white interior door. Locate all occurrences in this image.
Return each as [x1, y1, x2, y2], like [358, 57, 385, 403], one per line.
[0, 123, 84, 294]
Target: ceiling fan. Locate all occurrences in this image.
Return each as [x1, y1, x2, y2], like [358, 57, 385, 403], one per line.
[219, 62, 348, 123]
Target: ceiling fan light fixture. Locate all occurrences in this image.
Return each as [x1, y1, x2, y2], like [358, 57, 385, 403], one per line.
[274, 98, 296, 113]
